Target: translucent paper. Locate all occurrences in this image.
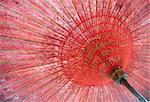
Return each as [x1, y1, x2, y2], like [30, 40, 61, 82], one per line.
[0, 0, 149, 101]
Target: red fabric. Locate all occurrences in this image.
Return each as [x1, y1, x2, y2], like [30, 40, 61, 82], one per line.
[0, 0, 149, 101]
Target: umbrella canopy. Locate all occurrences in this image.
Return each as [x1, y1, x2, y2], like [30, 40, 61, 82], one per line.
[0, 0, 149, 101]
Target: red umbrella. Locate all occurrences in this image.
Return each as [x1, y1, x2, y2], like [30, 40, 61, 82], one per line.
[0, 0, 149, 101]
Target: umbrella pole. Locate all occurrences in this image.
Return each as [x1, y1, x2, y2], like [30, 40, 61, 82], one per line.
[120, 77, 148, 102]
[111, 68, 148, 102]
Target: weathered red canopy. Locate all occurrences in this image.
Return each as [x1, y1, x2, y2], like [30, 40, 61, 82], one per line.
[0, 0, 149, 101]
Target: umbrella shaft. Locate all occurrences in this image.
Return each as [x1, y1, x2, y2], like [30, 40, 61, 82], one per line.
[121, 78, 148, 102]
